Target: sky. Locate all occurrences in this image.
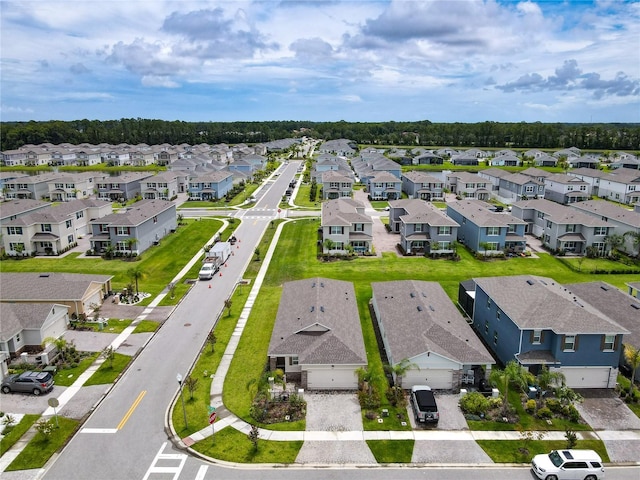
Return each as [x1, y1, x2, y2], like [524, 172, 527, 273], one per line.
[1, 0, 639, 123]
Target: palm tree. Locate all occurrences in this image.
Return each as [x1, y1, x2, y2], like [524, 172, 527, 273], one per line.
[536, 364, 566, 392]
[126, 238, 137, 258]
[127, 266, 145, 295]
[42, 336, 69, 363]
[489, 361, 535, 414]
[605, 233, 624, 255]
[384, 358, 419, 389]
[224, 298, 232, 317]
[623, 344, 640, 397]
[355, 366, 384, 395]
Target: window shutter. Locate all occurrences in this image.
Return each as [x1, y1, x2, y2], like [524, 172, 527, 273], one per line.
[614, 335, 619, 351]
[561, 335, 565, 348]
[529, 331, 533, 343]
[600, 335, 605, 351]
[540, 331, 545, 343]
[574, 335, 579, 351]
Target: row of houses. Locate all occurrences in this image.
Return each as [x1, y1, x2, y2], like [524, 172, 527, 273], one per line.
[1, 197, 177, 257]
[268, 276, 640, 391]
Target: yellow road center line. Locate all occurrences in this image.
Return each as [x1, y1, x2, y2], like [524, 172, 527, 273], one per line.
[117, 390, 146, 430]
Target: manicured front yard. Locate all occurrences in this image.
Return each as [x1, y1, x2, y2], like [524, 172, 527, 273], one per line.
[0, 414, 39, 457]
[84, 352, 132, 386]
[477, 439, 609, 464]
[367, 439, 414, 463]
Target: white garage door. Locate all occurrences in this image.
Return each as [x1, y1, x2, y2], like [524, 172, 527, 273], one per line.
[403, 369, 453, 390]
[561, 367, 613, 389]
[307, 368, 357, 390]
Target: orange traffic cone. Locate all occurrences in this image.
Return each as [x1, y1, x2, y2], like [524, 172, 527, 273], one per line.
[219, 272, 222, 277]
[208, 284, 211, 289]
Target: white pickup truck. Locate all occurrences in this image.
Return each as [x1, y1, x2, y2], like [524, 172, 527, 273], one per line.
[198, 262, 217, 280]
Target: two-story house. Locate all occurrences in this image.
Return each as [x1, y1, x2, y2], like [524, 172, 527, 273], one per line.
[187, 171, 234, 201]
[95, 172, 154, 202]
[141, 172, 181, 200]
[446, 200, 527, 254]
[47, 172, 99, 202]
[89, 199, 176, 255]
[569, 168, 640, 205]
[477, 168, 511, 195]
[544, 174, 590, 204]
[4, 172, 64, 201]
[321, 171, 353, 200]
[498, 173, 545, 201]
[367, 171, 402, 201]
[320, 198, 373, 254]
[511, 198, 610, 255]
[401, 171, 445, 201]
[388, 199, 459, 255]
[466, 275, 628, 389]
[447, 172, 490, 201]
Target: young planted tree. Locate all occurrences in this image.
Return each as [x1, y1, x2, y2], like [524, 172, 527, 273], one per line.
[248, 424, 260, 451]
[623, 343, 640, 397]
[224, 298, 232, 317]
[254, 247, 260, 261]
[102, 346, 115, 368]
[384, 358, 418, 389]
[184, 375, 199, 400]
[207, 331, 217, 353]
[536, 364, 566, 392]
[42, 336, 69, 363]
[489, 360, 535, 414]
[126, 238, 137, 258]
[623, 231, 640, 257]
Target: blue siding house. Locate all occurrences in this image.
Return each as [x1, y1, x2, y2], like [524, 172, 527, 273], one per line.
[187, 172, 234, 201]
[446, 200, 527, 254]
[469, 275, 628, 389]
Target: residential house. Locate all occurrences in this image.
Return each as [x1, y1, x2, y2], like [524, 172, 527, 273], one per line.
[23, 147, 52, 166]
[72, 148, 103, 166]
[628, 282, 640, 299]
[498, 173, 545, 202]
[520, 167, 553, 183]
[414, 152, 443, 165]
[102, 148, 131, 166]
[154, 147, 179, 166]
[3, 198, 112, 256]
[318, 139, 358, 157]
[569, 168, 640, 205]
[534, 154, 558, 167]
[4, 172, 64, 200]
[563, 281, 640, 379]
[467, 275, 628, 388]
[89, 199, 176, 255]
[611, 156, 640, 170]
[367, 171, 402, 200]
[553, 147, 581, 159]
[446, 172, 490, 201]
[371, 280, 495, 390]
[568, 155, 599, 169]
[320, 171, 353, 199]
[544, 174, 590, 204]
[570, 200, 640, 256]
[446, 200, 527, 254]
[95, 172, 154, 202]
[129, 147, 156, 166]
[47, 172, 98, 202]
[0, 172, 28, 199]
[511, 198, 610, 255]
[0, 272, 113, 317]
[320, 198, 372, 254]
[0, 303, 70, 365]
[478, 168, 512, 195]
[267, 278, 366, 390]
[1, 149, 27, 166]
[401, 171, 445, 200]
[450, 153, 479, 166]
[490, 155, 520, 167]
[388, 199, 459, 255]
[141, 172, 181, 200]
[187, 171, 234, 200]
[49, 148, 77, 167]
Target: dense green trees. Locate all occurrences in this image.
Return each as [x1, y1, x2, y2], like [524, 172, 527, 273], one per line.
[2, 119, 639, 151]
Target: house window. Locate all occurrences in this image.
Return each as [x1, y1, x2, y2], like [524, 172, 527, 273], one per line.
[567, 185, 573, 191]
[7, 226, 22, 235]
[544, 235, 550, 243]
[532, 330, 542, 344]
[487, 226, 499, 236]
[153, 216, 158, 224]
[594, 227, 607, 236]
[487, 298, 492, 309]
[493, 330, 498, 345]
[116, 241, 128, 251]
[538, 185, 544, 192]
[414, 224, 423, 233]
[66, 219, 72, 228]
[329, 226, 343, 235]
[537, 212, 545, 219]
[507, 224, 516, 233]
[566, 224, 576, 233]
[546, 220, 552, 229]
[592, 242, 606, 254]
[485, 242, 498, 251]
[334, 241, 344, 249]
[99, 224, 109, 233]
[438, 226, 451, 235]
[484, 320, 489, 334]
[290, 356, 299, 366]
[525, 185, 534, 193]
[354, 223, 364, 232]
[67, 234, 74, 243]
[563, 335, 576, 351]
[496, 309, 501, 321]
[580, 185, 586, 191]
[9, 242, 25, 251]
[41, 224, 52, 232]
[602, 335, 615, 351]
[437, 241, 450, 250]
[117, 226, 129, 236]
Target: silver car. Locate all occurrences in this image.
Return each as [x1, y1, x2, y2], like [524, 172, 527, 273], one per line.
[1, 371, 54, 396]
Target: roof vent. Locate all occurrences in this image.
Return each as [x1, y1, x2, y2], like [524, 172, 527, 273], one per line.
[410, 292, 415, 298]
[631, 304, 640, 310]
[600, 285, 609, 291]
[320, 306, 324, 312]
[310, 306, 315, 312]
[526, 279, 535, 285]
[429, 305, 435, 312]
[417, 306, 423, 312]
[39, 274, 50, 278]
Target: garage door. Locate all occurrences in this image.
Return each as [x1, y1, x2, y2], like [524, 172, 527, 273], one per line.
[561, 367, 613, 389]
[307, 368, 357, 390]
[403, 369, 453, 390]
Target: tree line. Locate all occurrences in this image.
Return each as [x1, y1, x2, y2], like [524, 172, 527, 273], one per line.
[2, 119, 639, 151]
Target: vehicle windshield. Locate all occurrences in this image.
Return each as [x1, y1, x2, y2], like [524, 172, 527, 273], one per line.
[548, 451, 563, 467]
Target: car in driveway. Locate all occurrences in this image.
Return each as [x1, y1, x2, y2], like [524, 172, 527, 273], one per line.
[1, 371, 54, 396]
[410, 385, 439, 424]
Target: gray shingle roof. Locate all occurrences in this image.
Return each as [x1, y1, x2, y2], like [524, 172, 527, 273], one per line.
[91, 199, 174, 227]
[1, 272, 113, 301]
[448, 200, 526, 227]
[571, 200, 640, 228]
[474, 275, 629, 334]
[0, 303, 65, 341]
[268, 278, 366, 365]
[513, 198, 608, 226]
[372, 280, 494, 365]
[321, 198, 371, 227]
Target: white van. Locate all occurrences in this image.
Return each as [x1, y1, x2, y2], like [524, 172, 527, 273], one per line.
[532, 449, 604, 480]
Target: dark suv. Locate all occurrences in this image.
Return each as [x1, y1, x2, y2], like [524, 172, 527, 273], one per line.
[410, 385, 439, 424]
[1, 371, 54, 396]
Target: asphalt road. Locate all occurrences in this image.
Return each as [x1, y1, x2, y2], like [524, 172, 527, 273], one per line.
[40, 160, 640, 480]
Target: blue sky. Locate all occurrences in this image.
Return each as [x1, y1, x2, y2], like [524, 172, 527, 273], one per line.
[1, 0, 639, 123]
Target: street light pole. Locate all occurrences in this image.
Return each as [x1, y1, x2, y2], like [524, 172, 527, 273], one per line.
[176, 373, 188, 429]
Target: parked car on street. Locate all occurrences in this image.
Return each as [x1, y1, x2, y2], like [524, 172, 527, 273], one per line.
[1, 371, 54, 396]
[532, 449, 604, 480]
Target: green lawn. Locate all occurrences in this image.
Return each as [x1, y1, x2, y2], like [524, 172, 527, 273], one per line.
[191, 426, 302, 464]
[132, 320, 161, 334]
[0, 414, 39, 457]
[53, 353, 99, 386]
[5, 417, 79, 471]
[0, 218, 223, 306]
[477, 439, 608, 464]
[367, 439, 414, 463]
[293, 184, 321, 209]
[84, 353, 132, 386]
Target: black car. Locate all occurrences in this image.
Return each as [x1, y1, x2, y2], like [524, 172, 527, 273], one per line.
[1, 371, 54, 396]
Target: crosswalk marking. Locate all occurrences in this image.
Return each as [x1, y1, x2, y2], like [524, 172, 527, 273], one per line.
[142, 442, 187, 480]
